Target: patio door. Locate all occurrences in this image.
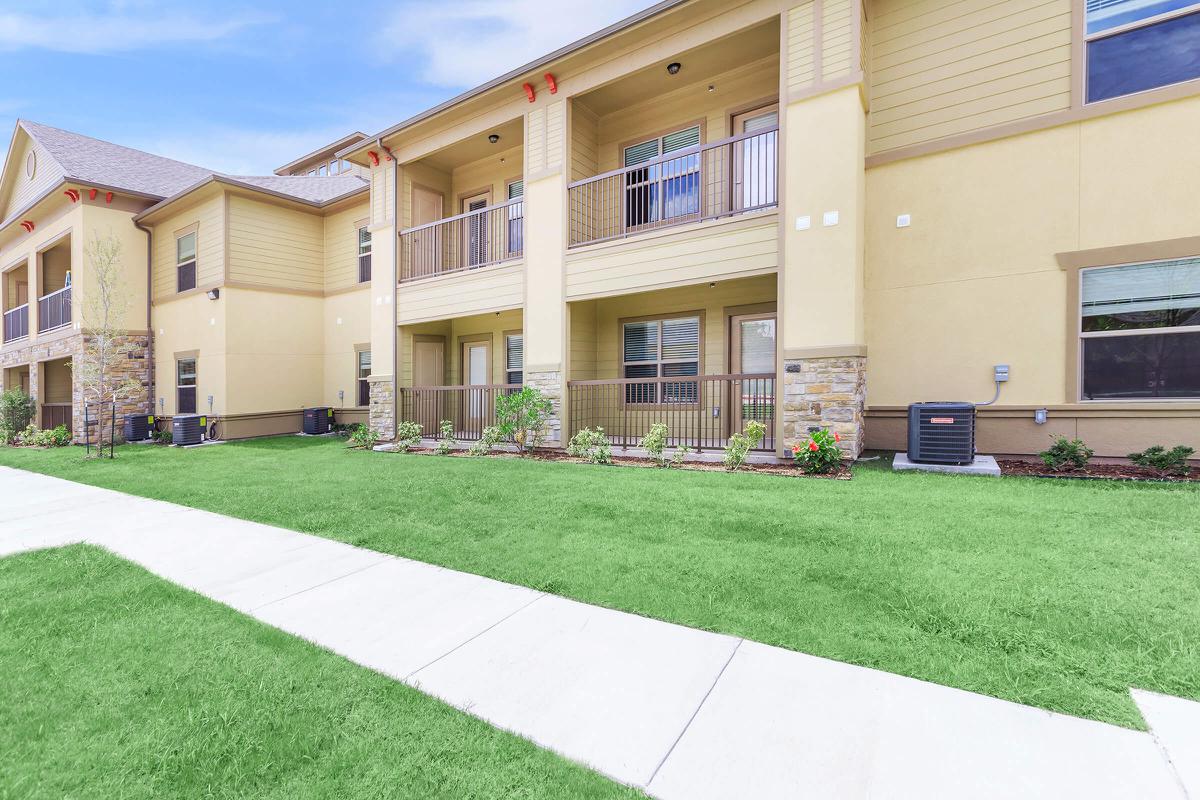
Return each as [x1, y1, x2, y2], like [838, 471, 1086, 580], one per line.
[410, 186, 443, 279]
[462, 192, 490, 269]
[461, 339, 491, 432]
[731, 105, 778, 211]
[413, 337, 444, 434]
[729, 312, 776, 441]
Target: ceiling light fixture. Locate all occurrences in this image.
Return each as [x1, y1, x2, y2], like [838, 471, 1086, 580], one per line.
[666, 62, 681, 75]
[488, 134, 500, 144]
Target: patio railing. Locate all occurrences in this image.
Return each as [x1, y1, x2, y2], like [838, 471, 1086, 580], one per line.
[40, 403, 72, 433]
[567, 126, 778, 247]
[399, 198, 524, 283]
[567, 373, 775, 452]
[398, 384, 523, 441]
[3, 303, 28, 342]
[37, 286, 72, 333]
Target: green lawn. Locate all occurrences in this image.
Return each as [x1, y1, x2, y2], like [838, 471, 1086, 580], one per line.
[2, 437, 1198, 730]
[0, 545, 639, 800]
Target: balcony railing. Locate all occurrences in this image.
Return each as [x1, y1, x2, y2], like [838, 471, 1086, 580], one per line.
[37, 286, 72, 333]
[3, 303, 28, 342]
[567, 373, 776, 452]
[398, 384, 523, 442]
[41, 403, 72, 433]
[568, 126, 778, 248]
[399, 198, 524, 283]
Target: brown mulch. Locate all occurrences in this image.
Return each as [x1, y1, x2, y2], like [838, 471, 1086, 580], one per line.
[394, 445, 853, 479]
[998, 459, 1200, 483]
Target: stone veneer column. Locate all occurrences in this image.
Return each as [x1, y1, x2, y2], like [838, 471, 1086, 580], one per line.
[524, 369, 562, 447]
[782, 355, 866, 458]
[367, 376, 395, 439]
[70, 333, 152, 444]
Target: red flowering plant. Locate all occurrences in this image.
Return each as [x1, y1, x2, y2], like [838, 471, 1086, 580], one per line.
[791, 428, 843, 474]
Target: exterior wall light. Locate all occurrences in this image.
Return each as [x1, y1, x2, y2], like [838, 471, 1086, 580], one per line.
[667, 62, 681, 75]
[207, 288, 220, 300]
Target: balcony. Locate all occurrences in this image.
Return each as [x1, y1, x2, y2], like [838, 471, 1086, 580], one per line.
[399, 384, 521, 441]
[3, 304, 28, 342]
[399, 198, 524, 282]
[37, 285, 72, 333]
[568, 126, 778, 248]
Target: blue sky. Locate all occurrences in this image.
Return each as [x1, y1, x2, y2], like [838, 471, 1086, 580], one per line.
[0, 0, 653, 175]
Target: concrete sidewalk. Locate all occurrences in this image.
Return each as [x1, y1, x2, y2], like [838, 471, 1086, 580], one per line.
[1, 465, 1195, 799]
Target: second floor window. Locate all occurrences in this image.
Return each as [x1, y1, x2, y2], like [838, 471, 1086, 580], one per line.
[505, 334, 523, 386]
[623, 125, 701, 230]
[177, 357, 197, 413]
[177, 232, 196, 292]
[623, 315, 700, 404]
[358, 227, 372, 283]
[1086, 1, 1200, 103]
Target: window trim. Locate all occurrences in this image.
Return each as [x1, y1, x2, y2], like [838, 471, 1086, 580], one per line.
[175, 225, 198, 294]
[618, 310, 705, 407]
[1075, 257, 1200, 402]
[1081, 1, 1200, 105]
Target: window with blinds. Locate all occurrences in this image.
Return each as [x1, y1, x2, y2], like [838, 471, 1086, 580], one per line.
[1080, 258, 1200, 399]
[357, 227, 372, 283]
[622, 315, 700, 403]
[623, 125, 702, 229]
[357, 350, 371, 406]
[507, 180, 524, 256]
[176, 232, 197, 293]
[177, 357, 197, 414]
[505, 334, 523, 385]
[1085, 1, 1200, 102]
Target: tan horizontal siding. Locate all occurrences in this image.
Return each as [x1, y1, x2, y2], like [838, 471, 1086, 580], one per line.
[151, 194, 224, 299]
[324, 201, 369, 292]
[226, 195, 323, 291]
[823, 0, 855, 81]
[868, 0, 1072, 154]
[396, 262, 524, 324]
[787, 2, 817, 92]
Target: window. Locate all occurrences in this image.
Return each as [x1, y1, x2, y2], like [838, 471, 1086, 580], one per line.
[505, 334, 523, 385]
[623, 125, 702, 229]
[506, 180, 524, 256]
[176, 232, 196, 292]
[1086, 1, 1200, 103]
[1080, 258, 1200, 399]
[357, 226, 372, 283]
[357, 350, 371, 406]
[622, 315, 700, 403]
[177, 357, 197, 413]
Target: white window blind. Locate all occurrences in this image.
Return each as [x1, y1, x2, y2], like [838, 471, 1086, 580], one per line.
[505, 334, 523, 385]
[1082, 258, 1200, 318]
[624, 139, 659, 167]
[177, 233, 196, 264]
[661, 125, 701, 154]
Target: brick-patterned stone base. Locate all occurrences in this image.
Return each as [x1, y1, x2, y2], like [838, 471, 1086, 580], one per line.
[525, 369, 563, 448]
[782, 355, 867, 458]
[368, 378, 395, 440]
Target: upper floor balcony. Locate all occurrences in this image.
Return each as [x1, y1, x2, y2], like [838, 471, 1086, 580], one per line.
[3, 261, 29, 344]
[37, 235, 72, 334]
[400, 198, 523, 282]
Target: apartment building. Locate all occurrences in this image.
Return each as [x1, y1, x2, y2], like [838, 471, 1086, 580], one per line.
[1, 0, 1197, 458]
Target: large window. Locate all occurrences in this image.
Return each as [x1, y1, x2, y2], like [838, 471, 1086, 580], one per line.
[357, 350, 371, 406]
[622, 315, 700, 403]
[176, 232, 197, 293]
[505, 334, 523, 386]
[1080, 258, 1200, 399]
[177, 357, 197, 413]
[623, 125, 701, 230]
[1086, 1, 1200, 103]
[358, 227, 372, 283]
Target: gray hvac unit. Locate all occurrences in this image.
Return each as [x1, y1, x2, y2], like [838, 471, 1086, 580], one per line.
[172, 414, 205, 446]
[123, 414, 154, 442]
[907, 402, 976, 465]
[303, 407, 332, 435]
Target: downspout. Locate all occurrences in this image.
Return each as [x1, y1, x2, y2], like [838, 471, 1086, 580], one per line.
[134, 219, 154, 420]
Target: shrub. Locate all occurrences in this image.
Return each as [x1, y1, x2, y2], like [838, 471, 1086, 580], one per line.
[468, 426, 502, 456]
[1039, 436, 1093, 472]
[723, 420, 766, 472]
[641, 422, 685, 468]
[1128, 444, 1195, 477]
[495, 386, 552, 455]
[435, 420, 456, 455]
[154, 428, 173, 445]
[792, 428, 843, 474]
[393, 420, 422, 452]
[347, 423, 381, 450]
[567, 427, 612, 465]
[16, 424, 71, 448]
[0, 388, 36, 444]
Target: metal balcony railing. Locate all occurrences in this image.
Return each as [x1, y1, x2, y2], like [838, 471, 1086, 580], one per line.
[37, 286, 71, 333]
[399, 198, 524, 283]
[3, 303, 28, 342]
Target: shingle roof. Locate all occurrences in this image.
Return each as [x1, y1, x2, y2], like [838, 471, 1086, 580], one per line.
[225, 174, 368, 204]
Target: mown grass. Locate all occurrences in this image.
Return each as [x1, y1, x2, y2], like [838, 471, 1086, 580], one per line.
[0, 545, 641, 800]
[2, 437, 1197, 729]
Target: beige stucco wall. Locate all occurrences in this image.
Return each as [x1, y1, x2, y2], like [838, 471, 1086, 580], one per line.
[81, 201, 151, 332]
[151, 290, 227, 416]
[322, 286, 370, 407]
[223, 287, 324, 413]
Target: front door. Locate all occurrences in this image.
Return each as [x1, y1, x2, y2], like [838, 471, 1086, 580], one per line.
[461, 340, 490, 433]
[413, 337, 444, 434]
[729, 312, 776, 443]
[731, 104, 778, 211]
[461, 192, 490, 269]
[410, 186, 443, 279]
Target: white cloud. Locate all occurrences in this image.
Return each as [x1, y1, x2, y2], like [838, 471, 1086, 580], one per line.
[377, 0, 655, 88]
[132, 125, 362, 176]
[0, 7, 272, 54]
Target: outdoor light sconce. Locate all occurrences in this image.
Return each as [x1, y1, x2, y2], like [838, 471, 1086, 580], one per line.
[206, 288, 220, 300]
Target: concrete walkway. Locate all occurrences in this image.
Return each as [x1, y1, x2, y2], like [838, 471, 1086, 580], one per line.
[1, 465, 1195, 799]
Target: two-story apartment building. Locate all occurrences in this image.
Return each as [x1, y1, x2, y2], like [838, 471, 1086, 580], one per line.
[1, 0, 1197, 459]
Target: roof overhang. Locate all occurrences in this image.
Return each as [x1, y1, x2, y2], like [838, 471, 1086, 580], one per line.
[274, 131, 370, 175]
[134, 174, 369, 224]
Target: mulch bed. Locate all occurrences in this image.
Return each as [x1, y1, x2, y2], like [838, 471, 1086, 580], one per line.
[998, 459, 1200, 483]
[392, 445, 853, 479]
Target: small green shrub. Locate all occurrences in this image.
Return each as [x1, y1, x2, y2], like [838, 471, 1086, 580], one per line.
[1039, 436, 1093, 472]
[347, 423, 381, 450]
[641, 422, 685, 468]
[567, 427, 612, 465]
[791, 428, 842, 474]
[0, 388, 36, 444]
[1128, 444, 1195, 477]
[723, 420, 766, 472]
[15, 424, 71, 448]
[495, 387, 552, 455]
[468, 426, 502, 456]
[435, 420, 456, 455]
[393, 420, 422, 452]
[154, 428, 173, 445]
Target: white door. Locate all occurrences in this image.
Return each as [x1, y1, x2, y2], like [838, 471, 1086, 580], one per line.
[410, 187, 443, 278]
[463, 341, 490, 427]
[730, 313, 776, 440]
[462, 193, 490, 268]
[732, 105, 778, 211]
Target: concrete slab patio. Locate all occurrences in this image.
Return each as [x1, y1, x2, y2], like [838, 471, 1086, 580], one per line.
[0, 465, 1192, 798]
